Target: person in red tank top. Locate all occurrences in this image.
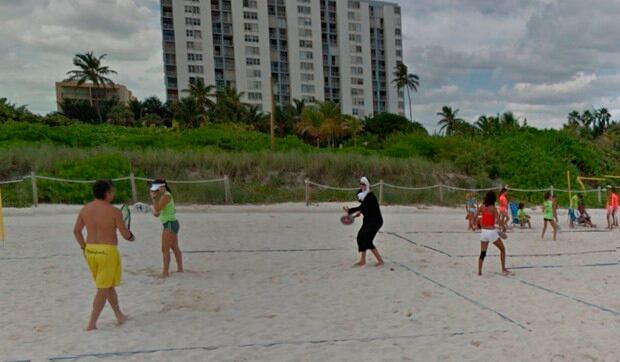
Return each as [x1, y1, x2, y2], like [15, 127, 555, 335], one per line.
[476, 191, 511, 276]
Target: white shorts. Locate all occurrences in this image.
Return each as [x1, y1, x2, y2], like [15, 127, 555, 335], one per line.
[480, 229, 499, 242]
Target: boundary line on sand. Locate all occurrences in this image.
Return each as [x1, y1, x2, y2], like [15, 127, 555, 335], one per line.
[386, 232, 452, 257]
[184, 248, 347, 254]
[455, 249, 616, 258]
[509, 262, 619, 270]
[1, 248, 349, 261]
[388, 258, 530, 331]
[511, 277, 620, 317]
[45, 329, 509, 361]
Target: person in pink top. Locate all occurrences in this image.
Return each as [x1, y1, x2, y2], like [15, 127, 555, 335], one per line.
[498, 188, 509, 230]
[611, 186, 619, 227]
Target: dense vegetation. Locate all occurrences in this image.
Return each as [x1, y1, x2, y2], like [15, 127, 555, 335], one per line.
[1, 53, 619, 206]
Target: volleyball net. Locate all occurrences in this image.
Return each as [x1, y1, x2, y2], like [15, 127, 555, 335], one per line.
[0, 173, 610, 209]
[0, 173, 232, 208]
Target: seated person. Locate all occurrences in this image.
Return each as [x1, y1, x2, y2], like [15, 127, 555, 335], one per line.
[517, 202, 532, 229]
[576, 202, 596, 228]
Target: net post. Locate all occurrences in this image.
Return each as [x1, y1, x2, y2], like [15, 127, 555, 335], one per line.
[379, 179, 384, 204]
[129, 172, 137, 204]
[305, 178, 310, 206]
[438, 184, 444, 204]
[598, 186, 602, 205]
[224, 175, 232, 204]
[30, 171, 38, 208]
[550, 185, 554, 197]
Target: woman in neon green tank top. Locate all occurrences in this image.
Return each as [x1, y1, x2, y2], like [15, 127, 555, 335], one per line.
[150, 179, 183, 278]
[541, 191, 558, 241]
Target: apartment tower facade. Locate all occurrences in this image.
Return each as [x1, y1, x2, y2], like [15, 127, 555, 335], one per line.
[160, 0, 404, 117]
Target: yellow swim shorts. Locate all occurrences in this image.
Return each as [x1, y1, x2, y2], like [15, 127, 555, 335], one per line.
[84, 244, 122, 289]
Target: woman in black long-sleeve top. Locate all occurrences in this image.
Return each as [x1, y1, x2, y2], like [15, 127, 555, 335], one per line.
[345, 177, 385, 266]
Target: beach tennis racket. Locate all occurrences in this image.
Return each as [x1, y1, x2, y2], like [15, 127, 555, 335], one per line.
[497, 230, 508, 240]
[120, 204, 131, 230]
[340, 213, 360, 225]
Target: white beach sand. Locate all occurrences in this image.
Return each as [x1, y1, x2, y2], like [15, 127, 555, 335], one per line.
[0, 204, 618, 361]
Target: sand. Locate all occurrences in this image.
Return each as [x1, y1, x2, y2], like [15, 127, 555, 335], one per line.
[0, 203, 618, 361]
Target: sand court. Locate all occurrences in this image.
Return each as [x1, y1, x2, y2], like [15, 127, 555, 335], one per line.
[0, 204, 618, 361]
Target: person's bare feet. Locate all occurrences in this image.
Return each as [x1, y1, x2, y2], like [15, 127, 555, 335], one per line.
[375, 260, 384, 267]
[116, 313, 128, 326]
[86, 324, 97, 331]
[353, 261, 365, 267]
[160, 272, 170, 278]
[502, 269, 513, 276]
[177, 269, 184, 273]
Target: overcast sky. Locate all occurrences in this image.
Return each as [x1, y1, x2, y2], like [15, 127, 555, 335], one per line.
[1, 0, 620, 130]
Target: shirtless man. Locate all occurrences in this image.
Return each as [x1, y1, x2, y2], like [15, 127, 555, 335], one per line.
[73, 180, 135, 331]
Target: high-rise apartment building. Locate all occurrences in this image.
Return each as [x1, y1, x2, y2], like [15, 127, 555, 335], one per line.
[160, 0, 404, 117]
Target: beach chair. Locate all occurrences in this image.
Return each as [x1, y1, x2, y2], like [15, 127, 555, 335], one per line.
[509, 202, 519, 226]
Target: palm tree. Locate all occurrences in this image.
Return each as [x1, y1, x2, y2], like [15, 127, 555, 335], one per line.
[173, 97, 205, 128]
[344, 115, 364, 147]
[392, 62, 419, 122]
[565, 110, 581, 130]
[211, 86, 247, 123]
[436, 106, 464, 136]
[317, 101, 345, 148]
[297, 105, 324, 146]
[66, 51, 117, 123]
[183, 78, 215, 112]
[475, 115, 501, 136]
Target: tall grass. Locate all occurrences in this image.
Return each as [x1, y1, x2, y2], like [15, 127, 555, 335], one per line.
[0, 145, 467, 206]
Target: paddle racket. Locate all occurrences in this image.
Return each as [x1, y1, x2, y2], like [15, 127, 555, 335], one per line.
[120, 204, 131, 231]
[340, 213, 360, 225]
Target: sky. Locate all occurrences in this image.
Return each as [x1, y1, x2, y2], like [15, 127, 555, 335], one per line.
[2, 0, 620, 130]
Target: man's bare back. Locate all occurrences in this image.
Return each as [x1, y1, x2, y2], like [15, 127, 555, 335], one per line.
[74, 200, 131, 247]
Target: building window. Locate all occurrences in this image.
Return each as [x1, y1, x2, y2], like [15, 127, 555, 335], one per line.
[297, 5, 311, 14]
[187, 53, 203, 61]
[299, 40, 313, 48]
[299, 51, 313, 60]
[247, 80, 262, 90]
[246, 46, 260, 55]
[243, 11, 258, 20]
[300, 73, 314, 81]
[353, 98, 365, 106]
[349, 34, 362, 42]
[185, 17, 200, 26]
[348, 23, 362, 32]
[245, 34, 260, 43]
[300, 62, 314, 70]
[189, 76, 204, 85]
[348, 1, 360, 9]
[301, 84, 315, 93]
[350, 55, 363, 64]
[298, 17, 312, 26]
[243, 0, 258, 9]
[348, 11, 360, 20]
[246, 58, 260, 65]
[184, 5, 199, 14]
[186, 29, 202, 39]
[351, 88, 364, 96]
[351, 66, 364, 75]
[352, 77, 364, 85]
[244, 23, 259, 32]
[187, 41, 202, 50]
[298, 29, 313, 37]
[247, 92, 263, 101]
[188, 65, 204, 73]
[247, 69, 262, 78]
